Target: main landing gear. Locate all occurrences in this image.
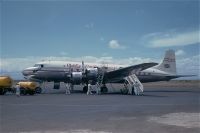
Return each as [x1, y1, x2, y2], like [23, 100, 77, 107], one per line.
[82, 84, 108, 94]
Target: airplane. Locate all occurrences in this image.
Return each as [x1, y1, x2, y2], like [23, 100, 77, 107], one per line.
[22, 49, 185, 93]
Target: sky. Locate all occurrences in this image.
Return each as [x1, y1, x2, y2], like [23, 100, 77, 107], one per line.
[0, 0, 200, 79]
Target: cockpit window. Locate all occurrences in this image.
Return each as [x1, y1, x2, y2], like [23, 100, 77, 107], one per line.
[34, 64, 44, 68]
[34, 64, 40, 67]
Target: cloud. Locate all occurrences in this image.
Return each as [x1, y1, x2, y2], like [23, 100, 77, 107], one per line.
[176, 54, 200, 79]
[144, 30, 200, 47]
[175, 50, 185, 56]
[108, 40, 126, 49]
[102, 53, 108, 56]
[60, 52, 68, 56]
[85, 22, 94, 29]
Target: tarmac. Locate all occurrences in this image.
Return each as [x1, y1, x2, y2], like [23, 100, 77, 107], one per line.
[0, 83, 200, 133]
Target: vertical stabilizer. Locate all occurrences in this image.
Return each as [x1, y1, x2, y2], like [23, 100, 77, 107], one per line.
[155, 50, 177, 75]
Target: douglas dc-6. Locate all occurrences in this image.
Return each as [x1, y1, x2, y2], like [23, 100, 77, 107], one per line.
[22, 50, 189, 94]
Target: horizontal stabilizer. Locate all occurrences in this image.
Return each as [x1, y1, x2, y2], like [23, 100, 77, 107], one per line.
[167, 75, 197, 78]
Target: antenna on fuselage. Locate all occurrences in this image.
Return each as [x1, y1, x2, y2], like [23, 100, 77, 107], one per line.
[82, 61, 85, 73]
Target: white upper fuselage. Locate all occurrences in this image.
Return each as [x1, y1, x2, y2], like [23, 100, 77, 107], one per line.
[33, 61, 125, 72]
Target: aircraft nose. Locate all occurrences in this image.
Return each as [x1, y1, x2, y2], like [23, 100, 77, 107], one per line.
[22, 67, 39, 76]
[22, 69, 28, 76]
[22, 69, 31, 76]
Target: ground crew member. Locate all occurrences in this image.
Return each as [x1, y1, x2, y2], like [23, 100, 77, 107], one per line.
[134, 81, 140, 95]
[87, 81, 93, 95]
[16, 83, 20, 97]
[96, 83, 100, 95]
[65, 83, 71, 95]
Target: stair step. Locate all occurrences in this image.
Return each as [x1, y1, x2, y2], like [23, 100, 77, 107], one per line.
[124, 74, 143, 95]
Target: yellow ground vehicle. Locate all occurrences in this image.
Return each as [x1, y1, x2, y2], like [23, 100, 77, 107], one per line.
[18, 82, 39, 95]
[0, 75, 41, 95]
[0, 76, 13, 95]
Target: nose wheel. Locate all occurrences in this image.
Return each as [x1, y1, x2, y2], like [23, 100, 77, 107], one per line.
[100, 85, 108, 93]
[35, 87, 42, 94]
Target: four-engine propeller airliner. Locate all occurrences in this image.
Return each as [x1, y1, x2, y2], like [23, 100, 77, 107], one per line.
[22, 49, 185, 93]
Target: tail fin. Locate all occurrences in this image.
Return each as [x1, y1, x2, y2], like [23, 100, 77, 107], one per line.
[155, 49, 177, 75]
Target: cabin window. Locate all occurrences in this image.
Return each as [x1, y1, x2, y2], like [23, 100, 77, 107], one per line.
[104, 67, 108, 69]
[34, 64, 39, 67]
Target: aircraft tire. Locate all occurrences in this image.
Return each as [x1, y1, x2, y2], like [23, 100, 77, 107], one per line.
[0, 89, 6, 95]
[83, 86, 88, 93]
[28, 90, 35, 95]
[20, 87, 26, 95]
[35, 87, 42, 94]
[100, 86, 108, 93]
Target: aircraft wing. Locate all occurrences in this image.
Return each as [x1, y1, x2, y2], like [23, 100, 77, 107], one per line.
[104, 62, 158, 83]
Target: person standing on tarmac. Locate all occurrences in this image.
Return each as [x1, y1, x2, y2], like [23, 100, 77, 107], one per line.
[87, 81, 93, 95]
[16, 83, 20, 97]
[65, 83, 71, 95]
[134, 81, 140, 95]
[96, 83, 100, 95]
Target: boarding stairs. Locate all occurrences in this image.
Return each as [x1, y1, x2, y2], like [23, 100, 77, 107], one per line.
[124, 74, 143, 95]
[96, 67, 107, 91]
[97, 68, 105, 87]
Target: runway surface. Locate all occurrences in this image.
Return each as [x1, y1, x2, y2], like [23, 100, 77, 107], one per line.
[0, 84, 200, 133]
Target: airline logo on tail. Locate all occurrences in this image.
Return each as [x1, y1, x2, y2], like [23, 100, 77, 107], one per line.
[154, 49, 177, 75]
[163, 57, 176, 68]
[164, 64, 170, 68]
[163, 58, 175, 62]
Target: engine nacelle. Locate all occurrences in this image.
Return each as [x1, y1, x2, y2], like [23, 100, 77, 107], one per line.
[86, 68, 98, 83]
[71, 72, 82, 84]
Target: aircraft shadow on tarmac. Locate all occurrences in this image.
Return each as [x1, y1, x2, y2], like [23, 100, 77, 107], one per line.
[140, 94, 168, 97]
[39, 89, 198, 97]
[145, 90, 196, 93]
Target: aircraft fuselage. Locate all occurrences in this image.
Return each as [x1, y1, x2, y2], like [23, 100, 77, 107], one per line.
[22, 61, 175, 84]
